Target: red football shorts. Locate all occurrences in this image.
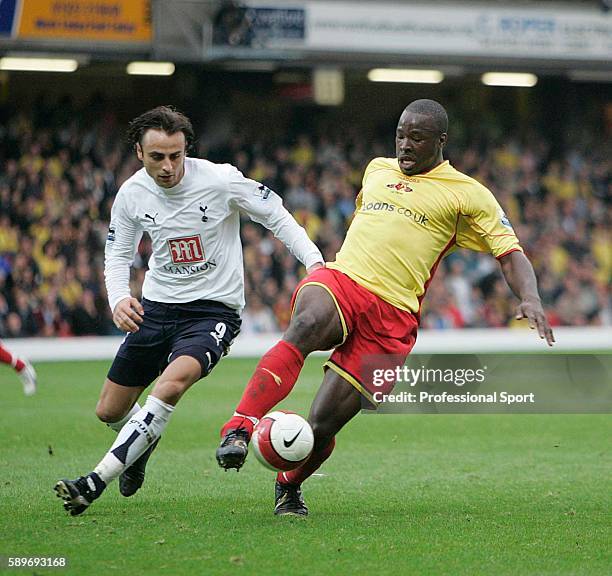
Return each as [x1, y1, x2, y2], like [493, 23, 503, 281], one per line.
[291, 267, 418, 406]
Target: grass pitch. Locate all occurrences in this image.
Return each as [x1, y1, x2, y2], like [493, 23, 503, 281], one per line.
[0, 358, 610, 575]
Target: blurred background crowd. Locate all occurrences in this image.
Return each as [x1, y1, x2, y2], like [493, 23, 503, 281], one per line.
[0, 98, 609, 337]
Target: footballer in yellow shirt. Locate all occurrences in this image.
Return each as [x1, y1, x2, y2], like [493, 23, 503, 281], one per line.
[327, 157, 522, 314]
[218, 100, 554, 517]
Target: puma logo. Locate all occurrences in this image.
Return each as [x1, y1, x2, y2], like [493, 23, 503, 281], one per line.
[261, 368, 282, 386]
[144, 212, 158, 225]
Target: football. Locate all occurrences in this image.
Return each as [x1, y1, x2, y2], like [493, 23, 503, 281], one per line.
[251, 411, 314, 471]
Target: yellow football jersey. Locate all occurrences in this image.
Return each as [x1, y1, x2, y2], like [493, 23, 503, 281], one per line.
[327, 158, 522, 313]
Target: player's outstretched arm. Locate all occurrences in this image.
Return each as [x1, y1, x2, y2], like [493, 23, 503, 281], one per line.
[227, 167, 324, 270]
[498, 251, 555, 346]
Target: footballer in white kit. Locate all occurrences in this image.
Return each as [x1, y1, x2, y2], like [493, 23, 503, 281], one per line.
[105, 155, 321, 310]
[54, 106, 323, 516]
[104, 155, 322, 385]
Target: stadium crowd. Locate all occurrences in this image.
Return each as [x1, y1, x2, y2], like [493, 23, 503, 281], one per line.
[0, 104, 609, 337]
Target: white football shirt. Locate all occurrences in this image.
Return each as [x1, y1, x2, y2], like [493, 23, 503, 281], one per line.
[105, 157, 323, 311]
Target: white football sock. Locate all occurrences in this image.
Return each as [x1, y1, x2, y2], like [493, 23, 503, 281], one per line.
[94, 396, 174, 484]
[233, 411, 259, 426]
[107, 403, 141, 433]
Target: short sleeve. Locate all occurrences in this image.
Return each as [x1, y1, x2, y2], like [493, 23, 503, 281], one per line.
[456, 183, 522, 258]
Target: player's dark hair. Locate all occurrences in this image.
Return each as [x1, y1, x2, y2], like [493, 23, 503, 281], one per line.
[404, 99, 448, 134]
[127, 105, 196, 153]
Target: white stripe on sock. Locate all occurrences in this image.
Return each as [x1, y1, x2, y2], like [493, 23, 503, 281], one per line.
[233, 411, 259, 426]
[94, 396, 174, 484]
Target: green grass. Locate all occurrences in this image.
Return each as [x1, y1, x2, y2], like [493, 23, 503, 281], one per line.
[0, 358, 610, 575]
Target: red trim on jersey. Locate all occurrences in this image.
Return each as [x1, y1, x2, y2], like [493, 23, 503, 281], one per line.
[416, 232, 457, 322]
[496, 247, 522, 260]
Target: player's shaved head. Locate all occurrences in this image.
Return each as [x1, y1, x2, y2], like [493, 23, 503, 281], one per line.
[396, 99, 448, 175]
[403, 99, 448, 134]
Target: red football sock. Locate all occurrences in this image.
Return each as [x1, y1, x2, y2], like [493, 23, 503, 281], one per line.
[221, 340, 305, 439]
[0, 345, 24, 371]
[277, 437, 336, 486]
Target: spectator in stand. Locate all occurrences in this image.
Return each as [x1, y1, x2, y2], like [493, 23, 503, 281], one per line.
[71, 289, 107, 336]
[241, 294, 279, 334]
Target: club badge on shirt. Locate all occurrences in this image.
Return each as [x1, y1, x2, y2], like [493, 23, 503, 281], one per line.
[386, 182, 413, 193]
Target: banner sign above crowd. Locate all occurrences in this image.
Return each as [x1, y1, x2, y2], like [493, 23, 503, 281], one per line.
[218, 1, 611, 62]
[2, 0, 151, 43]
[0, 0, 18, 36]
[212, 3, 304, 47]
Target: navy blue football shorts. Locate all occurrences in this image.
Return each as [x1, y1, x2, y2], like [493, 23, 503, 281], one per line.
[107, 298, 241, 388]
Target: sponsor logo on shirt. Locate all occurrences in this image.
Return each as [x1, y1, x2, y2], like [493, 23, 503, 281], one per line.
[168, 235, 205, 264]
[144, 212, 158, 225]
[163, 259, 217, 275]
[361, 201, 429, 226]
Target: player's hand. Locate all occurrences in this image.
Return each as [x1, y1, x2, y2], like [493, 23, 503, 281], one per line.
[307, 262, 325, 275]
[113, 297, 144, 333]
[515, 298, 555, 346]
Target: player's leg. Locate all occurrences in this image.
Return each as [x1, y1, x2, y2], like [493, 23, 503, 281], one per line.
[95, 340, 169, 499]
[274, 284, 419, 515]
[94, 378, 159, 497]
[217, 282, 344, 469]
[56, 301, 243, 515]
[54, 378, 148, 514]
[56, 356, 201, 516]
[274, 370, 362, 516]
[54, 299, 173, 515]
[96, 378, 145, 426]
[0, 341, 37, 396]
[92, 356, 201, 488]
[229, 283, 345, 432]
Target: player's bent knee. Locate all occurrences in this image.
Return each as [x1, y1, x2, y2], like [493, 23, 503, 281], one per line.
[290, 310, 320, 336]
[95, 402, 126, 424]
[286, 311, 335, 353]
[152, 379, 191, 405]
